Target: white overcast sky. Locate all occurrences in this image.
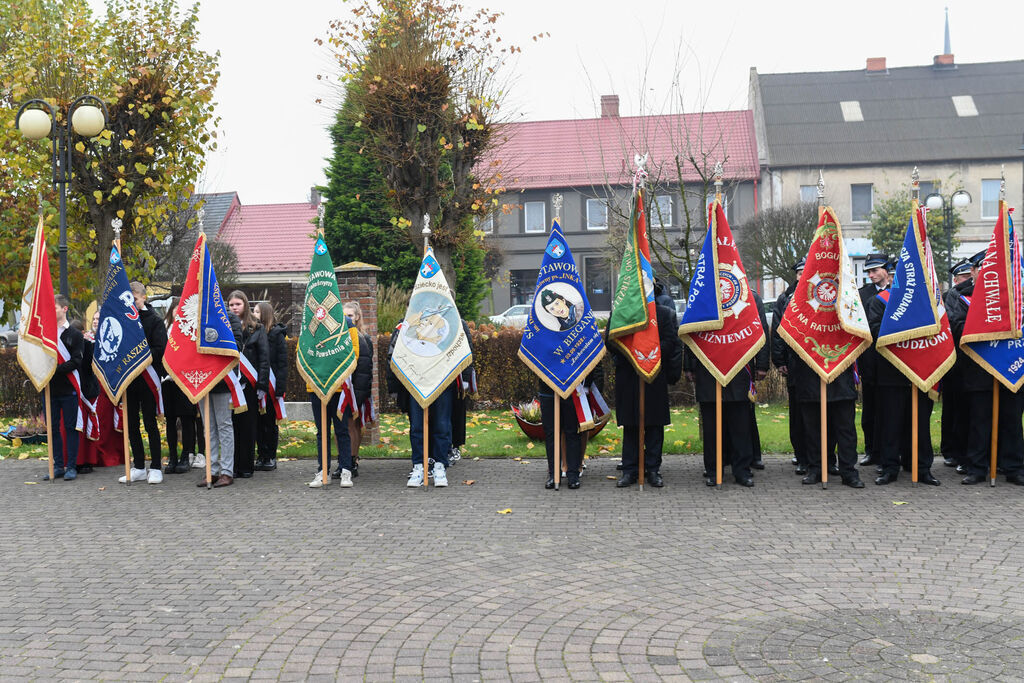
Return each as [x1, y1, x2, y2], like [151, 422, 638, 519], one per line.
[88, 0, 1024, 204]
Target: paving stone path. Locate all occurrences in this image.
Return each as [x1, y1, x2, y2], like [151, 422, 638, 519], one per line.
[1, 455, 1023, 681]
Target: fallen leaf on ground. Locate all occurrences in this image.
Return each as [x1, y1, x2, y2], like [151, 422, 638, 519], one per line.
[98, 487, 106, 491]
[18, 453, 29, 460]
[606, 475, 617, 480]
[497, 508, 512, 514]
[526, 442, 535, 450]
[513, 456, 521, 461]
[893, 501, 908, 505]
[462, 480, 475, 485]
[24, 481, 38, 485]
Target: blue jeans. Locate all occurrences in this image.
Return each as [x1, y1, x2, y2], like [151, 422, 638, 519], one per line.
[310, 393, 352, 472]
[49, 392, 79, 470]
[408, 384, 453, 467]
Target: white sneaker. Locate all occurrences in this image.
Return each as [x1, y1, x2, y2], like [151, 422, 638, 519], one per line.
[191, 453, 205, 468]
[308, 471, 327, 488]
[433, 462, 448, 487]
[449, 447, 461, 464]
[407, 464, 424, 487]
[118, 467, 148, 484]
[147, 469, 163, 485]
[339, 468, 353, 488]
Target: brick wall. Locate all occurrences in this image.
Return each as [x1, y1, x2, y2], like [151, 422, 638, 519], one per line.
[334, 262, 381, 446]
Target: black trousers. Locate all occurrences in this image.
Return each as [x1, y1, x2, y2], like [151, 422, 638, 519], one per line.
[451, 395, 468, 448]
[232, 384, 258, 476]
[127, 381, 161, 470]
[622, 425, 665, 475]
[876, 386, 934, 477]
[539, 393, 581, 477]
[997, 386, 1024, 477]
[800, 399, 858, 479]
[939, 380, 966, 462]
[788, 391, 809, 466]
[861, 382, 878, 457]
[166, 414, 196, 465]
[700, 401, 753, 481]
[257, 403, 279, 461]
[749, 402, 763, 461]
[962, 388, 994, 478]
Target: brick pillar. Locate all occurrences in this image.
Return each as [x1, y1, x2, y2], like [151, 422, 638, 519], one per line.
[334, 261, 381, 446]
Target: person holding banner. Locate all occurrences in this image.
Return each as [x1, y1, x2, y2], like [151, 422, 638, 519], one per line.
[195, 310, 242, 488]
[772, 259, 811, 475]
[343, 301, 373, 474]
[255, 302, 287, 472]
[856, 253, 891, 468]
[161, 300, 196, 474]
[125, 282, 167, 484]
[227, 291, 269, 479]
[939, 259, 974, 469]
[48, 295, 84, 481]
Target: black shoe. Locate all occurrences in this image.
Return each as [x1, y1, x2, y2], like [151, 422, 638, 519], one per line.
[544, 476, 555, 489]
[164, 462, 178, 474]
[943, 457, 957, 467]
[961, 474, 986, 485]
[791, 457, 799, 466]
[736, 477, 754, 487]
[331, 469, 341, 480]
[1005, 473, 1024, 486]
[616, 472, 637, 488]
[237, 471, 253, 479]
[567, 472, 580, 489]
[704, 476, 716, 487]
[615, 462, 623, 471]
[77, 465, 93, 474]
[859, 455, 878, 466]
[646, 471, 664, 487]
[919, 473, 941, 486]
[795, 464, 808, 475]
[802, 471, 821, 485]
[874, 472, 898, 485]
[350, 462, 357, 477]
[751, 460, 765, 470]
[875, 465, 884, 475]
[174, 461, 190, 474]
[843, 476, 865, 488]
[956, 464, 967, 474]
[829, 465, 841, 476]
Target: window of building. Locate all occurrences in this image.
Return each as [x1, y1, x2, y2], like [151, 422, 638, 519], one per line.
[586, 198, 608, 230]
[509, 269, 539, 306]
[706, 193, 730, 223]
[800, 185, 818, 203]
[981, 179, 1001, 219]
[840, 100, 864, 122]
[524, 201, 546, 233]
[851, 183, 873, 222]
[918, 181, 937, 202]
[951, 95, 978, 117]
[477, 213, 494, 234]
[651, 195, 673, 227]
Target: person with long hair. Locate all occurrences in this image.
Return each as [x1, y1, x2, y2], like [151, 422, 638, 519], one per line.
[161, 299, 196, 474]
[226, 290, 269, 478]
[343, 301, 373, 477]
[254, 301, 287, 471]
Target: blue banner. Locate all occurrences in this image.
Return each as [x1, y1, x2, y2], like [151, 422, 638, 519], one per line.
[93, 245, 152, 403]
[679, 217, 723, 333]
[877, 212, 941, 343]
[517, 221, 605, 398]
[198, 240, 238, 355]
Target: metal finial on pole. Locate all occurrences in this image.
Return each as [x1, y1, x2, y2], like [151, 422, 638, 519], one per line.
[422, 213, 431, 252]
[552, 193, 563, 223]
[816, 170, 825, 203]
[713, 161, 724, 202]
[196, 207, 206, 234]
[317, 202, 325, 232]
[111, 217, 122, 242]
[1000, 164, 1006, 201]
[911, 166, 920, 202]
[632, 153, 649, 192]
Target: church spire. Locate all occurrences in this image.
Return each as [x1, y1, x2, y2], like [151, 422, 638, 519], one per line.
[943, 6, 951, 55]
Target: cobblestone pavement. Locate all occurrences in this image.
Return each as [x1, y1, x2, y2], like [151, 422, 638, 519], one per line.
[2, 454, 1024, 682]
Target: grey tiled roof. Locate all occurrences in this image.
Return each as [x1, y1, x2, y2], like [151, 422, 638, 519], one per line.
[192, 192, 238, 240]
[756, 60, 1024, 167]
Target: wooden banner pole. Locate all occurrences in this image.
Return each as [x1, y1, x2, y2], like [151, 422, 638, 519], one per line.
[122, 401, 131, 486]
[321, 398, 329, 488]
[715, 383, 723, 487]
[911, 389, 919, 486]
[990, 378, 999, 487]
[45, 386, 54, 482]
[553, 398, 561, 491]
[204, 395, 212, 488]
[638, 377, 646, 491]
[423, 404, 430, 489]
[820, 378, 828, 490]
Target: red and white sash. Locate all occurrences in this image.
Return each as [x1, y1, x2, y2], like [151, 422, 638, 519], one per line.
[56, 335, 98, 441]
[226, 368, 247, 413]
[335, 377, 357, 419]
[455, 368, 478, 397]
[267, 367, 286, 420]
[572, 384, 611, 433]
[142, 365, 164, 416]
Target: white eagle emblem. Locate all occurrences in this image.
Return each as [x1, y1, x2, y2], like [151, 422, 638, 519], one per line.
[175, 294, 200, 341]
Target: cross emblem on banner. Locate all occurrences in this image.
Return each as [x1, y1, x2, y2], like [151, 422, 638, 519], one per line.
[307, 291, 342, 335]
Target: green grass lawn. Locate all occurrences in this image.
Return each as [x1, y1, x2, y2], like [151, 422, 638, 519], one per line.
[0, 402, 944, 462]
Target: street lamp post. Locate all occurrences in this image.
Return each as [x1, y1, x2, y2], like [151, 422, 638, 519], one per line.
[924, 188, 972, 286]
[15, 96, 109, 298]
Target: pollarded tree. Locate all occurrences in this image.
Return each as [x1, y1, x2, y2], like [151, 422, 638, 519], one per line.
[737, 202, 819, 287]
[868, 189, 962, 277]
[0, 0, 219, 301]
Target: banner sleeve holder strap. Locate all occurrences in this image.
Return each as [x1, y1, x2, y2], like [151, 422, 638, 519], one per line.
[204, 395, 212, 489]
[553, 399, 560, 491]
[45, 387, 54, 483]
[991, 377, 999, 487]
[122, 401, 131, 487]
[820, 378, 828, 491]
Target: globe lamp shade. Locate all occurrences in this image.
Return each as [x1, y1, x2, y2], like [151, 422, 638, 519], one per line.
[71, 105, 106, 137]
[18, 109, 52, 140]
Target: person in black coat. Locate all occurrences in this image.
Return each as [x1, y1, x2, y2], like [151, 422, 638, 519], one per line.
[939, 259, 973, 468]
[124, 282, 168, 484]
[47, 295, 85, 480]
[865, 290, 940, 485]
[160, 299, 196, 475]
[856, 253, 891, 467]
[197, 310, 243, 487]
[772, 259, 811, 474]
[685, 293, 769, 487]
[449, 319, 476, 466]
[227, 291, 269, 479]
[611, 302, 683, 488]
[254, 302, 287, 472]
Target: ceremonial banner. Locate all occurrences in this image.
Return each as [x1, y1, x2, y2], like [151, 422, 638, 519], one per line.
[390, 246, 473, 407]
[778, 207, 871, 381]
[163, 234, 239, 402]
[296, 236, 356, 400]
[518, 221, 605, 398]
[961, 200, 1022, 344]
[876, 203, 955, 391]
[93, 245, 152, 403]
[679, 199, 765, 385]
[17, 216, 58, 391]
[607, 188, 660, 381]
[962, 201, 1024, 390]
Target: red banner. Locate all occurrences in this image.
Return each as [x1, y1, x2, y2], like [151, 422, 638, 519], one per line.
[962, 200, 1021, 344]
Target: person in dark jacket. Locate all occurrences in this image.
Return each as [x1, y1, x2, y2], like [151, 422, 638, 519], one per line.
[122, 282, 168, 484]
[227, 291, 269, 479]
[772, 259, 810, 474]
[939, 259, 973, 468]
[866, 290, 940, 485]
[197, 310, 243, 488]
[47, 295, 85, 481]
[449, 319, 475, 466]
[342, 302, 373, 477]
[161, 299, 196, 475]
[685, 293, 769, 487]
[612, 302, 683, 488]
[254, 302, 287, 472]
[856, 253, 891, 467]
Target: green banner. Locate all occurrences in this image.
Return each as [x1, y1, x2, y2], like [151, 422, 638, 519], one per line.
[296, 235, 356, 399]
[607, 192, 649, 339]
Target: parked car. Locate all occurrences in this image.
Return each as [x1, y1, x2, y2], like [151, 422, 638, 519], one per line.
[0, 323, 18, 349]
[488, 304, 530, 328]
